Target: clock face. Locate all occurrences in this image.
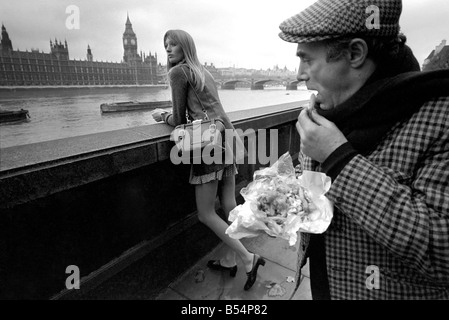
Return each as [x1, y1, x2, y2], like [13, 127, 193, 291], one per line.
[123, 39, 128, 45]
[131, 39, 136, 45]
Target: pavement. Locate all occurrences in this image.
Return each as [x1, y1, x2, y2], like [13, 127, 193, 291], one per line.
[155, 232, 312, 300]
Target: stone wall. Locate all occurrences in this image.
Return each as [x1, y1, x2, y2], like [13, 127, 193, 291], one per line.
[0, 101, 305, 299]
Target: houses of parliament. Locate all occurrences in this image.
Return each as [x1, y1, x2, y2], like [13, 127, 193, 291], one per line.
[0, 15, 159, 87]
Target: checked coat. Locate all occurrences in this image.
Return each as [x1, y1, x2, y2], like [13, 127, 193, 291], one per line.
[297, 96, 449, 299]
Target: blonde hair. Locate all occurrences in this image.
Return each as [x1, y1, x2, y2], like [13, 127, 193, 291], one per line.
[164, 29, 210, 92]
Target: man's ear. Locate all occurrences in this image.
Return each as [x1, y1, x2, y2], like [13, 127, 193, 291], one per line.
[348, 38, 369, 68]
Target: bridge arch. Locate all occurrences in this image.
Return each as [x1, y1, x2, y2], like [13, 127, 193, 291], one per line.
[221, 80, 252, 90]
[251, 79, 283, 90]
[286, 80, 301, 90]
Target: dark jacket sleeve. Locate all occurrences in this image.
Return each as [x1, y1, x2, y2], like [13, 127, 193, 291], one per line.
[165, 66, 189, 127]
[320, 142, 358, 181]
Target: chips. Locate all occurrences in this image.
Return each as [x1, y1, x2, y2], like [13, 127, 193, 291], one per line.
[225, 152, 333, 246]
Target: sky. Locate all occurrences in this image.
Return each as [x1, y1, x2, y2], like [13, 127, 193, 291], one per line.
[1, 0, 448, 71]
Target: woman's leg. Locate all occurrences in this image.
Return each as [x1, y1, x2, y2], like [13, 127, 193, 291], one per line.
[217, 174, 238, 267]
[218, 174, 237, 219]
[195, 179, 254, 272]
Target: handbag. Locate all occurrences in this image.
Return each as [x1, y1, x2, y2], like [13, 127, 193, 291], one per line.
[171, 67, 226, 162]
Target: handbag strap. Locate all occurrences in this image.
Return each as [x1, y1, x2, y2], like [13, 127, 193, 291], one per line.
[180, 65, 209, 122]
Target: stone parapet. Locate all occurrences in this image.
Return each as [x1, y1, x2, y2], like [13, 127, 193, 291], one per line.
[0, 101, 306, 299]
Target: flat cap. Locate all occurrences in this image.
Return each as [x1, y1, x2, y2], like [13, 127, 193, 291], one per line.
[279, 0, 402, 43]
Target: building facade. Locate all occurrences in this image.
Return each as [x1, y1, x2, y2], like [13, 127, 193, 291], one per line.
[0, 16, 158, 87]
[422, 39, 449, 71]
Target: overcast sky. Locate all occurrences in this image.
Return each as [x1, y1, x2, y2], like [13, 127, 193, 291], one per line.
[1, 0, 448, 70]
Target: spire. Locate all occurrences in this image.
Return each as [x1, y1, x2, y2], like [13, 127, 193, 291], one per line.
[1, 23, 13, 51]
[124, 13, 135, 35]
[123, 12, 139, 63]
[87, 44, 93, 61]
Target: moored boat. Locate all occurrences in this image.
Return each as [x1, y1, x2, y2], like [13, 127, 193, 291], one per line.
[0, 109, 30, 124]
[100, 100, 171, 113]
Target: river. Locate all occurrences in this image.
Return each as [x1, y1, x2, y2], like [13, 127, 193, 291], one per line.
[0, 85, 312, 148]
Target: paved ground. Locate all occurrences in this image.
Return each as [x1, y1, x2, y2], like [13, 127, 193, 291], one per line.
[155, 233, 312, 300]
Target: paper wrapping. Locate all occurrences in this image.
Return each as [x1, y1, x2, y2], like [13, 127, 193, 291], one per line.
[225, 152, 333, 246]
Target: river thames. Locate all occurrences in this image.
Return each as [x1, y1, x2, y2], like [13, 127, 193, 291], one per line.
[0, 85, 312, 148]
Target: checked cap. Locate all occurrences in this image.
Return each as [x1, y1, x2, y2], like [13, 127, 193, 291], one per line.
[279, 0, 402, 43]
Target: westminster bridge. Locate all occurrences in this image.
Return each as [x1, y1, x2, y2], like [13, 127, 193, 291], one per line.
[217, 78, 303, 90]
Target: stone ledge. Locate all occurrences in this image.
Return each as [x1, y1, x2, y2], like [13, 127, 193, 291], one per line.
[0, 101, 306, 209]
[0, 101, 305, 173]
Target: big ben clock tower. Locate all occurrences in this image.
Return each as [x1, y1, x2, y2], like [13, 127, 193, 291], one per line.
[123, 14, 140, 63]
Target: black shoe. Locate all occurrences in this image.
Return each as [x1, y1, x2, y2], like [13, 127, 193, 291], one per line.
[207, 260, 238, 277]
[244, 254, 266, 291]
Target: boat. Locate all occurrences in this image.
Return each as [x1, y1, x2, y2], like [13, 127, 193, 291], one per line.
[100, 100, 172, 113]
[0, 109, 30, 124]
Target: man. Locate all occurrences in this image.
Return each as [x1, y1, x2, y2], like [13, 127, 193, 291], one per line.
[279, 0, 449, 299]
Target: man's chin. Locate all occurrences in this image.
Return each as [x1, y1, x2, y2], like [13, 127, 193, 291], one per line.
[317, 103, 332, 111]
[314, 96, 332, 111]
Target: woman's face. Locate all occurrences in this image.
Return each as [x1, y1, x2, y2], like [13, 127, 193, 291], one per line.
[165, 36, 184, 65]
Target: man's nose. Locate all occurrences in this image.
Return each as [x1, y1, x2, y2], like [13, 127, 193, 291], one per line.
[297, 63, 308, 82]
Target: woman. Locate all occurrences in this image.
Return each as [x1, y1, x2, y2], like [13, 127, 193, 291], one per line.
[152, 29, 264, 291]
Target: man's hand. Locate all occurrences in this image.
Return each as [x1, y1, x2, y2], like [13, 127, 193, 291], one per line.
[296, 108, 348, 163]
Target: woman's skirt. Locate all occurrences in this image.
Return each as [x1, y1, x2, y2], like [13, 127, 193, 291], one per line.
[189, 163, 238, 185]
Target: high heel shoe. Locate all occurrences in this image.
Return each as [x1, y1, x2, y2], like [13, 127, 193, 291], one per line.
[207, 260, 238, 277]
[244, 254, 266, 291]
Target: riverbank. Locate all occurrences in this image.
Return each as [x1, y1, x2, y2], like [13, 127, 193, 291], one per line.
[0, 87, 312, 149]
[0, 84, 168, 92]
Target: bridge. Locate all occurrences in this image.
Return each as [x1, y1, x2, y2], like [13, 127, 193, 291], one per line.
[217, 78, 303, 90]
